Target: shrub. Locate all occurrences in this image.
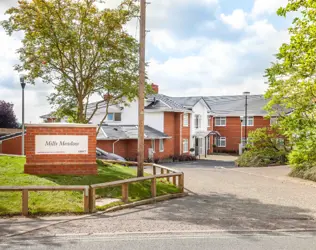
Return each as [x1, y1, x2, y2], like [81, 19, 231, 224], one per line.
[236, 128, 290, 167]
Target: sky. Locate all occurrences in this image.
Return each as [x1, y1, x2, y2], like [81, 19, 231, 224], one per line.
[0, 0, 292, 123]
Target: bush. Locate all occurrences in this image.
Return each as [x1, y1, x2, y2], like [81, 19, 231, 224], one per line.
[236, 150, 286, 167]
[236, 128, 289, 167]
[289, 166, 316, 182]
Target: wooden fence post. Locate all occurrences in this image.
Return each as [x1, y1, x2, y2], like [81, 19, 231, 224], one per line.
[153, 165, 156, 175]
[22, 190, 28, 216]
[173, 176, 177, 186]
[89, 188, 96, 213]
[83, 187, 89, 213]
[179, 174, 184, 193]
[122, 184, 129, 203]
[167, 170, 171, 182]
[151, 178, 156, 198]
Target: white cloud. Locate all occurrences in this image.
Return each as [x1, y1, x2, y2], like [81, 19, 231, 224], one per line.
[148, 29, 209, 53]
[0, 0, 289, 122]
[220, 9, 248, 30]
[148, 21, 289, 97]
[251, 0, 288, 18]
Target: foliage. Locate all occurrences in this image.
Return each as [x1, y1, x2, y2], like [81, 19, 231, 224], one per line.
[1, 0, 140, 124]
[265, 0, 316, 170]
[236, 128, 289, 167]
[0, 100, 18, 128]
[0, 156, 180, 215]
[289, 165, 316, 182]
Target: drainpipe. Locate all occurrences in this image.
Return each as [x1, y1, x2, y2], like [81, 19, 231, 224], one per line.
[113, 139, 120, 154]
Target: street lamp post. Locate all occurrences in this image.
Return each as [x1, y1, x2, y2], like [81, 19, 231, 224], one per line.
[20, 75, 26, 155]
[240, 116, 243, 154]
[243, 91, 250, 150]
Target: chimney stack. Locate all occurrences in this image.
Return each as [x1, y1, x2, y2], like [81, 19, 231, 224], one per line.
[151, 84, 159, 94]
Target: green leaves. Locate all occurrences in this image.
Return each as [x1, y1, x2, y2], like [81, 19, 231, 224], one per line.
[265, 0, 316, 169]
[1, 0, 140, 123]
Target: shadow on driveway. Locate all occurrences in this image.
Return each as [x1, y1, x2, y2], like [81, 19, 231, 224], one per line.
[164, 160, 235, 169]
[21, 192, 316, 238]
[145, 192, 316, 231]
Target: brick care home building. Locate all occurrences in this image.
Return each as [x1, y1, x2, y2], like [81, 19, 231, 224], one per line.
[3, 85, 273, 158]
[89, 85, 273, 158]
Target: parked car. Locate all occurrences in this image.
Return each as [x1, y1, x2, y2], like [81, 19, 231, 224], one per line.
[96, 148, 126, 161]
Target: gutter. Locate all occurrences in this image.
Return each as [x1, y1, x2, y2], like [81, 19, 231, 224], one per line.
[112, 139, 120, 154]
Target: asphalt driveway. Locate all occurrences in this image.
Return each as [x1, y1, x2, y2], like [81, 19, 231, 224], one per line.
[2, 158, 316, 237]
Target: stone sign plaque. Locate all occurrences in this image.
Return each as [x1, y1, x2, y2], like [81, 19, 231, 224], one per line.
[35, 135, 88, 155]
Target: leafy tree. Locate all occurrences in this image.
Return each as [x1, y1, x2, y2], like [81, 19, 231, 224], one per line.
[1, 0, 140, 125]
[236, 128, 290, 167]
[265, 0, 316, 169]
[0, 100, 18, 128]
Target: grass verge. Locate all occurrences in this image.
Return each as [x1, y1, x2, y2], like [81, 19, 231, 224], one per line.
[289, 166, 316, 182]
[0, 156, 180, 216]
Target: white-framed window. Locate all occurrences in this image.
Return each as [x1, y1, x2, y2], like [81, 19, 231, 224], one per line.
[159, 139, 164, 152]
[242, 116, 254, 126]
[107, 113, 122, 122]
[207, 115, 211, 127]
[194, 115, 201, 129]
[151, 139, 155, 152]
[215, 117, 226, 126]
[270, 117, 278, 126]
[183, 139, 189, 153]
[215, 137, 226, 147]
[183, 113, 189, 127]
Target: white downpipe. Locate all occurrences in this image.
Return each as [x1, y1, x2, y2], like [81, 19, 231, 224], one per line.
[113, 139, 120, 154]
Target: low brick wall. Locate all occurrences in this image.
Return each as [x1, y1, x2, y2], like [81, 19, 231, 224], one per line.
[25, 124, 97, 175]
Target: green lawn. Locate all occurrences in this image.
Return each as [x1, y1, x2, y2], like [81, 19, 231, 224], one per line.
[0, 156, 180, 215]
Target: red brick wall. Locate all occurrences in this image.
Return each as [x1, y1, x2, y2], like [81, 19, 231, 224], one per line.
[163, 112, 183, 157]
[182, 113, 191, 155]
[207, 115, 214, 154]
[97, 139, 171, 160]
[164, 112, 176, 157]
[97, 140, 128, 157]
[174, 113, 182, 155]
[213, 116, 271, 153]
[97, 112, 188, 161]
[1, 136, 23, 155]
[24, 125, 97, 175]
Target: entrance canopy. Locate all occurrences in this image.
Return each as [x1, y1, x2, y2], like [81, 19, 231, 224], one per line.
[193, 131, 221, 138]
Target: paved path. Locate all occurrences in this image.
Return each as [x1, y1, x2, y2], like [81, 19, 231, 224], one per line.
[1, 159, 316, 237]
[1, 232, 316, 250]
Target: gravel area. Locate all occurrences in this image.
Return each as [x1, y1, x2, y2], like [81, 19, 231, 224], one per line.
[2, 160, 316, 236]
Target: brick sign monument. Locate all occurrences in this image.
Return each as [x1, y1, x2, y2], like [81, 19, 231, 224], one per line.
[24, 124, 97, 175]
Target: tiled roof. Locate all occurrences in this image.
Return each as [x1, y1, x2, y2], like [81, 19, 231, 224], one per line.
[40, 112, 56, 119]
[204, 95, 269, 116]
[0, 132, 24, 141]
[169, 96, 203, 108]
[97, 125, 170, 140]
[168, 95, 270, 116]
[146, 94, 188, 112]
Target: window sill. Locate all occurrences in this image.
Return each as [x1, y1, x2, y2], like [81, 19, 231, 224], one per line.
[214, 125, 226, 127]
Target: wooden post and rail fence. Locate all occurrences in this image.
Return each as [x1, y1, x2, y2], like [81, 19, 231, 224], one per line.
[0, 160, 184, 216]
